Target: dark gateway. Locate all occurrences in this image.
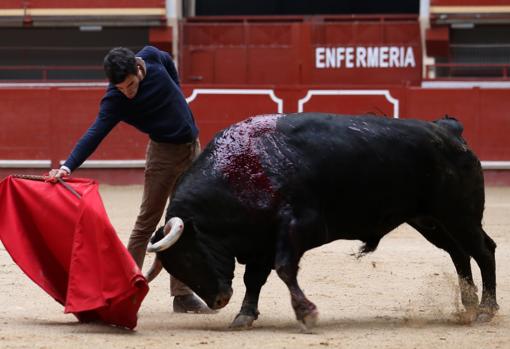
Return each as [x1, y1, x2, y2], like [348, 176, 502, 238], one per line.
[146, 113, 498, 329]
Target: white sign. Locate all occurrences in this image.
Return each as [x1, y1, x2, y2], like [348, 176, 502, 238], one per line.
[315, 46, 416, 69]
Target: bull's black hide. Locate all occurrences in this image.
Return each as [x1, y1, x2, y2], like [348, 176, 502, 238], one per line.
[150, 113, 498, 329]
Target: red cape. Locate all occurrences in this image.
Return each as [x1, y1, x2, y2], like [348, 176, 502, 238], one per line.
[0, 176, 149, 329]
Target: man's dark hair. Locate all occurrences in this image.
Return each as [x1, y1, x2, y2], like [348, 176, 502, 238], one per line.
[103, 47, 138, 84]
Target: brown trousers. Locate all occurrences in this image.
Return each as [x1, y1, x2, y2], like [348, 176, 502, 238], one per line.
[127, 138, 200, 296]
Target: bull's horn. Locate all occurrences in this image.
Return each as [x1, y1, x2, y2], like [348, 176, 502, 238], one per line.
[147, 217, 184, 253]
[144, 258, 163, 283]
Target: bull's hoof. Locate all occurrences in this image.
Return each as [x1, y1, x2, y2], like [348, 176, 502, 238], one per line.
[475, 300, 499, 323]
[476, 312, 494, 323]
[298, 309, 319, 332]
[229, 314, 256, 330]
[476, 307, 498, 323]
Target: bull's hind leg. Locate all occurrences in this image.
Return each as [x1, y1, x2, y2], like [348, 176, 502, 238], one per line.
[275, 254, 318, 330]
[230, 261, 272, 330]
[409, 218, 478, 313]
[442, 221, 498, 321]
[274, 206, 319, 330]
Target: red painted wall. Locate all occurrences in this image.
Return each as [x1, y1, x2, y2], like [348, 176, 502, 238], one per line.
[0, 86, 146, 165]
[1, 85, 509, 184]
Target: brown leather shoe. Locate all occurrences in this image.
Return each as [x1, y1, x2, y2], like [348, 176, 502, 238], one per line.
[173, 294, 217, 314]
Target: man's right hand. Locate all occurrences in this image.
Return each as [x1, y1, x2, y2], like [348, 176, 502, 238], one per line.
[47, 168, 70, 182]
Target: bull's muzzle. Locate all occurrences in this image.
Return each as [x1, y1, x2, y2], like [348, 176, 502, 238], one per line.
[209, 288, 233, 310]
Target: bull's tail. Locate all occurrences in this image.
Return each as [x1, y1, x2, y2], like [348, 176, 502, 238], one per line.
[434, 115, 464, 139]
[484, 231, 497, 253]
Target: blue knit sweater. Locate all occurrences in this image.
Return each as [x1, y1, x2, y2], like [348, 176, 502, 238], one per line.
[63, 46, 198, 172]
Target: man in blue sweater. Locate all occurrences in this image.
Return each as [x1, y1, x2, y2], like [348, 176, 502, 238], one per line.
[48, 46, 211, 313]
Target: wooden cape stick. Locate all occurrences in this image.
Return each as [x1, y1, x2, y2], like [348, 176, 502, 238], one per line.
[12, 174, 82, 199]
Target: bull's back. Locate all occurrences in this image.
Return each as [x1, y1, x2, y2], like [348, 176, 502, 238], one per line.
[273, 114, 457, 181]
[270, 113, 483, 223]
[177, 113, 483, 228]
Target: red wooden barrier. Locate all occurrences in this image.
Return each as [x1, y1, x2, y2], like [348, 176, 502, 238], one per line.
[1, 84, 510, 184]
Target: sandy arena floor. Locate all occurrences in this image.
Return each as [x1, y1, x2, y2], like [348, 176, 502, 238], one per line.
[0, 185, 509, 349]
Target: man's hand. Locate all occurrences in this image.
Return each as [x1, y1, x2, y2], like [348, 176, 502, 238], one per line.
[47, 168, 70, 182]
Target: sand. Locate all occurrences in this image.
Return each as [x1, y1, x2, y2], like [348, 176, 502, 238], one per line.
[1, 185, 508, 349]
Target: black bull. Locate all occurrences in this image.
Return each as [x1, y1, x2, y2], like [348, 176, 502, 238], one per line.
[146, 113, 498, 329]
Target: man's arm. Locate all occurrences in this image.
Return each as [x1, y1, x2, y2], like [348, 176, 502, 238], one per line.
[48, 112, 119, 178]
[159, 50, 181, 86]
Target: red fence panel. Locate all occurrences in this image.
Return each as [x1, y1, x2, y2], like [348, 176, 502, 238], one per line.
[1, 83, 510, 184]
[0, 87, 51, 159]
[0, 84, 146, 171]
[478, 89, 510, 160]
[52, 87, 147, 162]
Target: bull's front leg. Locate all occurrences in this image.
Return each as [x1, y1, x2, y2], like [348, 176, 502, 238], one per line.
[230, 261, 272, 330]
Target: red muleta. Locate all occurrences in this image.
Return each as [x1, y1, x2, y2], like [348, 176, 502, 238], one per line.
[0, 175, 149, 329]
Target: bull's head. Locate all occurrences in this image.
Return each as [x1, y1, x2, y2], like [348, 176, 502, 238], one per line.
[145, 217, 234, 310]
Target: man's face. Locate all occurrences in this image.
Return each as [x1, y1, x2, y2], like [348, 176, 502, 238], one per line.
[115, 66, 144, 99]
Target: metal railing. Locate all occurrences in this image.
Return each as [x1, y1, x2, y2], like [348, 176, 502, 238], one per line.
[425, 63, 510, 80]
[0, 65, 105, 81]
